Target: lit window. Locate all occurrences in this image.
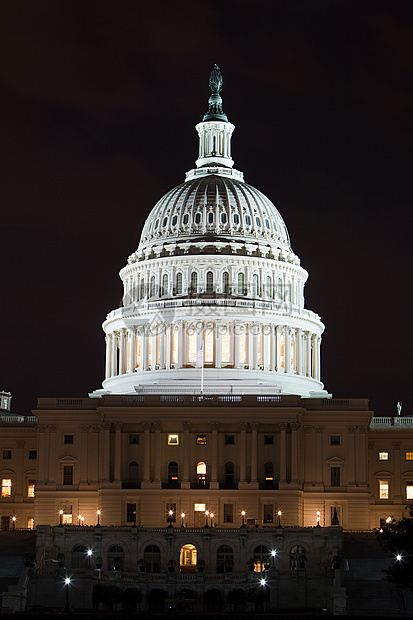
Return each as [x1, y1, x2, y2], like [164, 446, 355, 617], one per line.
[64, 434, 74, 445]
[291, 337, 295, 371]
[239, 332, 247, 364]
[194, 503, 206, 512]
[168, 434, 179, 445]
[188, 331, 197, 364]
[331, 436, 341, 446]
[62, 513, 72, 524]
[28, 480, 35, 498]
[205, 329, 214, 363]
[197, 435, 207, 445]
[379, 452, 389, 460]
[407, 483, 413, 500]
[379, 480, 389, 499]
[406, 452, 413, 461]
[221, 331, 230, 364]
[1, 479, 11, 497]
[27, 517, 34, 529]
[196, 461, 207, 486]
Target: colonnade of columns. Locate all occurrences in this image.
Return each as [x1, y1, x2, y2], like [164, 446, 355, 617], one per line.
[105, 321, 322, 382]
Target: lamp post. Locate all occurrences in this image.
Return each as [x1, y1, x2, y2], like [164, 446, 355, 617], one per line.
[271, 549, 276, 568]
[241, 510, 246, 526]
[210, 512, 214, 527]
[205, 510, 210, 527]
[78, 514, 82, 526]
[12, 516, 16, 531]
[316, 510, 321, 527]
[168, 509, 174, 526]
[81, 516, 85, 526]
[180, 512, 185, 528]
[63, 577, 71, 613]
[386, 516, 392, 531]
[277, 510, 282, 528]
[96, 509, 101, 527]
[87, 549, 92, 568]
[59, 510, 63, 527]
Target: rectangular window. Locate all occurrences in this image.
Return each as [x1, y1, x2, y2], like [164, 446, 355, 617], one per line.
[331, 506, 340, 525]
[221, 332, 230, 364]
[168, 434, 179, 445]
[62, 512, 72, 524]
[1, 479, 11, 497]
[29, 450, 37, 459]
[330, 467, 341, 487]
[1, 516, 10, 531]
[225, 435, 235, 445]
[406, 452, 413, 461]
[27, 517, 34, 530]
[126, 503, 136, 522]
[379, 451, 389, 460]
[223, 504, 233, 523]
[63, 465, 73, 485]
[129, 435, 139, 444]
[188, 332, 197, 364]
[2, 450, 12, 459]
[379, 480, 389, 499]
[264, 435, 274, 445]
[64, 434, 74, 445]
[263, 504, 274, 524]
[172, 330, 178, 365]
[197, 435, 207, 445]
[194, 503, 205, 512]
[239, 332, 247, 364]
[205, 330, 214, 363]
[406, 483, 413, 500]
[166, 503, 176, 522]
[330, 435, 341, 445]
[27, 480, 35, 498]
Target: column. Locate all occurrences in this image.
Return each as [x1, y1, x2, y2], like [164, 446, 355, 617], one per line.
[111, 332, 117, 376]
[159, 324, 165, 369]
[270, 325, 276, 371]
[234, 321, 240, 369]
[165, 323, 172, 369]
[306, 332, 312, 377]
[356, 425, 368, 487]
[291, 423, 299, 484]
[142, 423, 151, 485]
[248, 324, 253, 369]
[102, 422, 111, 483]
[253, 324, 259, 369]
[314, 336, 320, 380]
[129, 327, 136, 372]
[141, 327, 147, 371]
[210, 422, 219, 490]
[296, 329, 302, 375]
[304, 426, 313, 486]
[181, 422, 191, 489]
[178, 321, 184, 368]
[37, 426, 47, 484]
[16, 441, 25, 500]
[151, 328, 157, 371]
[153, 423, 162, 487]
[279, 423, 287, 485]
[80, 425, 89, 484]
[314, 426, 324, 487]
[346, 426, 356, 487]
[114, 422, 123, 484]
[250, 423, 259, 488]
[239, 423, 247, 486]
[262, 327, 268, 370]
[275, 325, 281, 371]
[119, 328, 126, 375]
[215, 320, 222, 368]
[105, 335, 111, 379]
[285, 326, 291, 373]
[48, 426, 57, 485]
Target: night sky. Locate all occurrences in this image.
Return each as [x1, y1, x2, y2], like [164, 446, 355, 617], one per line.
[1, 1, 412, 416]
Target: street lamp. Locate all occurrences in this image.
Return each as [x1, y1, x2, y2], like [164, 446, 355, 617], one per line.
[96, 509, 101, 527]
[81, 516, 85, 526]
[241, 510, 246, 526]
[63, 577, 71, 613]
[78, 514, 82, 526]
[168, 509, 174, 526]
[210, 512, 214, 527]
[260, 577, 266, 586]
[205, 510, 210, 527]
[271, 549, 276, 568]
[87, 549, 92, 568]
[316, 510, 321, 527]
[12, 516, 16, 531]
[277, 510, 282, 528]
[59, 510, 63, 527]
[180, 512, 185, 527]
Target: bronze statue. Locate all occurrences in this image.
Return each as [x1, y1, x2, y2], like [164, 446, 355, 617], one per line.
[209, 64, 223, 94]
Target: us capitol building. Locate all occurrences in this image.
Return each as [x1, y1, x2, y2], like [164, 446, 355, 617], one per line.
[1, 67, 412, 613]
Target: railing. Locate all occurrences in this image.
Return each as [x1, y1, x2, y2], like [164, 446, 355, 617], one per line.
[0, 414, 37, 423]
[370, 416, 413, 428]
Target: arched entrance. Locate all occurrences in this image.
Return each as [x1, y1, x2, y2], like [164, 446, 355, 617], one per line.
[179, 544, 197, 573]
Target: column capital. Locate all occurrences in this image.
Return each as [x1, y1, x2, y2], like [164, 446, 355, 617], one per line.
[114, 422, 123, 431]
[211, 422, 219, 432]
[91, 425, 100, 433]
[240, 422, 248, 431]
[346, 425, 357, 433]
[314, 425, 325, 433]
[279, 422, 288, 431]
[143, 422, 151, 431]
[102, 422, 111, 431]
[304, 425, 313, 434]
[393, 441, 401, 450]
[49, 425, 58, 432]
[250, 422, 259, 431]
[153, 422, 162, 432]
[357, 425, 367, 433]
[17, 440, 25, 449]
[183, 422, 191, 432]
[291, 422, 299, 431]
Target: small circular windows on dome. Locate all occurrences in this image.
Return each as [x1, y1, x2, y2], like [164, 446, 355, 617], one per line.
[221, 212, 227, 224]
[183, 213, 189, 225]
[256, 216, 261, 227]
[245, 215, 251, 226]
[172, 215, 178, 226]
[208, 212, 214, 224]
[233, 213, 239, 225]
[195, 212, 202, 224]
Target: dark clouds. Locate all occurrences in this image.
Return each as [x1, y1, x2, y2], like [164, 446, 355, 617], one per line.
[0, 1, 412, 416]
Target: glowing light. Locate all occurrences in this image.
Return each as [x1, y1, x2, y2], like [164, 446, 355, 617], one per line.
[181, 512, 185, 519]
[277, 510, 282, 517]
[397, 554, 402, 561]
[271, 550, 276, 557]
[260, 578, 266, 586]
[87, 550, 92, 557]
[386, 516, 392, 524]
[64, 577, 71, 585]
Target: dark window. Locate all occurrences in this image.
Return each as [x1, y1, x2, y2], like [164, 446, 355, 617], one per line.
[64, 435, 74, 445]
[195, 212, 201, 224]
[225, 435, 235, 445]
[183, 213, 189, 225]
[206, 271, 214, 293]
[225, 462, 234, 487]
[221, 212, 227, 224]
[245, 215, 251, 226]
[144, 544, 160, 573]
[264, 462, 274, 484]
[72, 544, 88, 568]
[126, 503, 136, 523]
[208, 212, 214, 224]
[223, 504, 233, 523]
[190, 271, 198, 294]
[290, 545, 306, 569]
[168, 462, 179, 486]
[233, 213, 239, 224]
[264, 435, 274, 445]
[197, 435, 207, 445]
[222, 271, 229, 294]
[108, 545, 124, 571]
[263, 504, 273, 523]
[29, 450, 37, 459]
[2, 450, 11, 459]
[330, 466, 341, 487]
[176, 273, 183, 295]
[63, 465, 73, 485]
[129, 435, 139, 445]
[172, 215, 178, 226]
[331, 435, 341, 445]
[217, 544, 233, 573]
[1, 516, 9, 531]
[129, 462, 139, 485]
[331, 506, 340, 525]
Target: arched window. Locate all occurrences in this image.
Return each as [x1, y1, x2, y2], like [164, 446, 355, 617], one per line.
[290, 545, 306, 570]
[168, 461, 178, 486]
[252, 274, 259, 297]
[144, 544, 161, 573]
[266, 275, 272, 298]
[176, 273, 183, 295]
[238, 272, 244, 295]
[150, 275, 156, 298]
[71, 544, 87, 568]
[108, 545, 124, 571]
[264, 462, 274, 486]
[162, 274, 168, 297]
[217, 544, 234, 574]
[129, 462, 139, 485]
[253, 545, 270, 573]
[140, 278, 145, 300]
[196, 461, 207, 486]
[222, 271, 229, 295]
[190, 271, 198, 295]
[225, 462, 235, 488]
[206, 271, 214, 293]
